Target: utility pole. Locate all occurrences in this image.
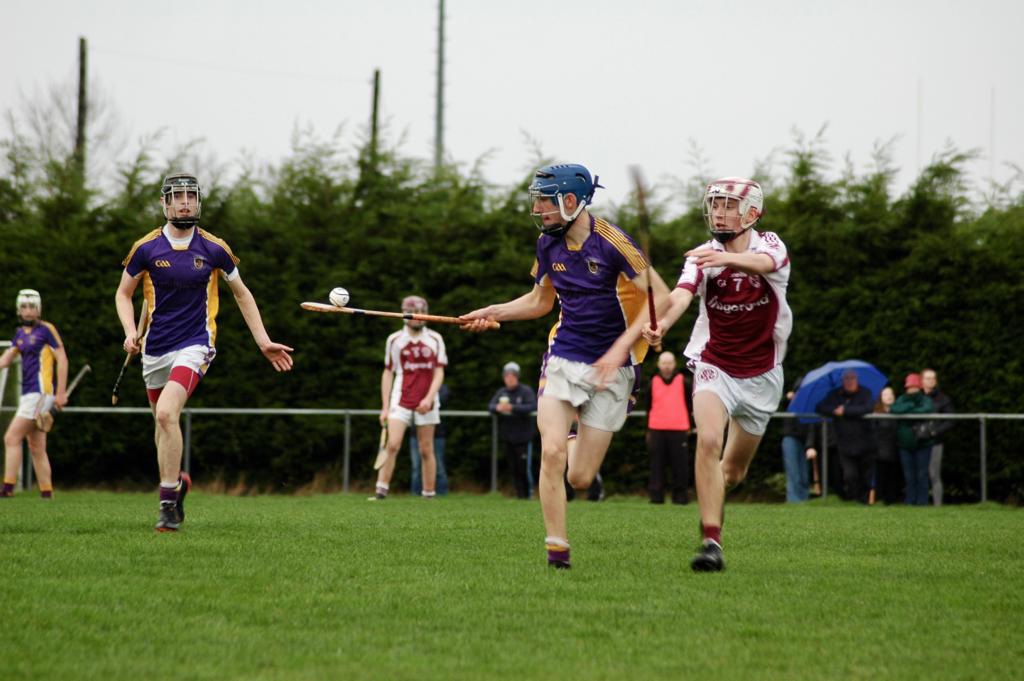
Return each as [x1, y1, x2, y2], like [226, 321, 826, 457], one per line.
[370, 68, 381, 167]
[434, 0, 445, 171]
[74, 36, 88, 181]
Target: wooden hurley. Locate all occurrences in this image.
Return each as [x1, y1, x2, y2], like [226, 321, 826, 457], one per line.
[301, 302, 500, 330]
[112, 300, 150, 405]
[35, 364, 91, 433]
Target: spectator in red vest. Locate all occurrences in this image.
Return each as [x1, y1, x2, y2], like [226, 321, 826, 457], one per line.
[646, 351, 693, 504]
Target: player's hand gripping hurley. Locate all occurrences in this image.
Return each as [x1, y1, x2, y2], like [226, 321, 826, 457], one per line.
[301, 302, 500, 330]
[112, 300, 150, 405]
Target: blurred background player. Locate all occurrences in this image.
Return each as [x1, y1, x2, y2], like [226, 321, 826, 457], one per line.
[372, 295, 447, 500]
[623, 177, 791, 572]
[115, 173, 293, 531]
[461, 163, 667, 568]
[0, 289, 67, 498]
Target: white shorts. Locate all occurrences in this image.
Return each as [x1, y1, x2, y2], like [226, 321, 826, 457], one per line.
[388, 398, 440, 427]
[142, 345, 215, 389]
[540, 355, 637, 432]
[691, 361, 783, 436]
[16, 392, 54, 421]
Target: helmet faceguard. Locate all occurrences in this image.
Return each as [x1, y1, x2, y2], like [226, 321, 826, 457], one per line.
[702, 177, 764, 243]
[528, 164, 603, 238]
[401, 295, 428, 329]
[161, 173, 202, 230]
[16, 288, 41, 325]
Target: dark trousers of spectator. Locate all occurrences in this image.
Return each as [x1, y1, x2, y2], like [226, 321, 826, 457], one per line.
[504, 442, 530, 499]
[647, 430, 690, 504]
[840, 451, 874, 504]
[874, 458, 904, 505]
[900, 447, 932, 506]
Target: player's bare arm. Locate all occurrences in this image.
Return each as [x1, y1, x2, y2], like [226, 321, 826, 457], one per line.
[115, 270, 143, 353]
[0, 346, 17, 369]
[685, 248, 775, 275]
[460, 284, 556, 332]
[416, 366, 445, 414]
[53, 345, 69, 410]
[643, 287, 696, 346]
[593, 268, 674, 386]
[380, 368, 394, 425]
[227, 275, 294, 372]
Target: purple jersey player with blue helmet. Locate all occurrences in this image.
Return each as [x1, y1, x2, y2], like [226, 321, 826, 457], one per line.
[1, 289, 68, 498]
[461, 164, 670, 569]
[114, 173, 294, 532]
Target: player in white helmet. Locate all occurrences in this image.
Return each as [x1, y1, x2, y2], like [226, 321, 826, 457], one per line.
[1, 290, 68, 498]
[599, 177, 792, 572]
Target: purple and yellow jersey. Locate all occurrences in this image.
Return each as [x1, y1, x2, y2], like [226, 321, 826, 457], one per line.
[11, 322, 62, 396]
[122, 226, 240, 356]
[530, 215, 651, 365]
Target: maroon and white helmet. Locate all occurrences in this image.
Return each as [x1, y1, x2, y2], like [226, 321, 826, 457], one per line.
[401, 295, 428, 313]
[702, 177, 764, 240]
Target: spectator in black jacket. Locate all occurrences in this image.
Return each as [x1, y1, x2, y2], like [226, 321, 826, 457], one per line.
[488, 362, 537, 499]
[921, 368, 954, 506]
[815, 369, 876, 503]
[781, 380, 818, 503]
[872, 386, 903, 505]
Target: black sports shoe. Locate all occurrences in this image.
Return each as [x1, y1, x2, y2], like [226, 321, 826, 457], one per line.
[690, 539, 725, 572]
[155, 500, 182, 532]
[548, 559, 571, 570]
[176, 472, 192, 523]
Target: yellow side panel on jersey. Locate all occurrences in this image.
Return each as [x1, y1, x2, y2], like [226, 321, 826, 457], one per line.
[617, 273, 650, 364]
[206, 271, 221, 348]
[142, 274, 156, 353]
[122, 228, 162, 267]
[38, 345, 55, 395]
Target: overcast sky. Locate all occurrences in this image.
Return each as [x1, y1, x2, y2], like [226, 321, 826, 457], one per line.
[3, 0, 1021, 207]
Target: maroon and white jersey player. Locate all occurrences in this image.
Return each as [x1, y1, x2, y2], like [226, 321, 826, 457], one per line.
[384, 325, 448, 425]
[677, 228, 792, 379]
[623, 176, 792, 572]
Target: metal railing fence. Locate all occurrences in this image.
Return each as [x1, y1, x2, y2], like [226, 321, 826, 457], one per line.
[1, 405, 1020, 501]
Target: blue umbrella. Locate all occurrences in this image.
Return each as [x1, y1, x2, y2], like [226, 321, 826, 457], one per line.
[788, 359, 889, 423]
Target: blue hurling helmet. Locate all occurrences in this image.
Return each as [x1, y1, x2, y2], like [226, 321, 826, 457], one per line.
[529, 164, 603, 237]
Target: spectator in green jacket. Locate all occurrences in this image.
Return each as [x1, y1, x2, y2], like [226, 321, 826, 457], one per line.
[891, 373, 934, 506]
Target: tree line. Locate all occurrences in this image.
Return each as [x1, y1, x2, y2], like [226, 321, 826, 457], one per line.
[2, 122, 1022, 502]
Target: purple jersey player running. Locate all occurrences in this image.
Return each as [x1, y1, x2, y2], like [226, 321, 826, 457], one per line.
[602, 177, 792, 572]
[461, 164, 668, 569]
[1, 289, 68, 498]
[115, 173, 293, 532]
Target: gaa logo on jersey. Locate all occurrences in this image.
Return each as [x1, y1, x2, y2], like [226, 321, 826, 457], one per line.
[193, 257, 207, 271]
[697, 366, 719, 384]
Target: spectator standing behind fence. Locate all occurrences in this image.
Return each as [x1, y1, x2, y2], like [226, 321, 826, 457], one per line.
[892, 373, 934, 506]
[921, 368, 954, 506]
[410, 384, 450, 496]
[488, 362, 537, 499]
[815, 369, 875, 504]
[872, 386, 903, 505]
[646, 351, 692, 505]
[780, 380, 817, 503]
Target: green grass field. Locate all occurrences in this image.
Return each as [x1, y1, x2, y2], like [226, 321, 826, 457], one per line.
[1, 492, 1021, 681]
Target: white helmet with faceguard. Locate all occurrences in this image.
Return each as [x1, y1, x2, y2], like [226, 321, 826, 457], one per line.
[161, 172, 202, 229]
[16, 288, 41, 324]
[702, 177, 764, 243]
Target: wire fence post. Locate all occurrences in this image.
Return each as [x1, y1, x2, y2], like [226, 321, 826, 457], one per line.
[821, 420, 829, 501]
[343, 411, 351, 493]
[490, 414, 498, 493]
[183, 410, 192, 475]
[979, 415, 987, 503]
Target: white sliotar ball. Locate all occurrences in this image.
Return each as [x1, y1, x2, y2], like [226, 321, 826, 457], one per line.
[329, 287, 350, 307]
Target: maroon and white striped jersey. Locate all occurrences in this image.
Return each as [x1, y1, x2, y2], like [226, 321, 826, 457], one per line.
[384, 327, 448, 409]
[676, 230, 792, 378]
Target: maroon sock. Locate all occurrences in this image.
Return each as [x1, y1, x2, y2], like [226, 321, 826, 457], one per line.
[1, 482, 14, 496]
[40, 490, 53, 499]
[159, 486, 178, 503]
[702, 524, 722, 546]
